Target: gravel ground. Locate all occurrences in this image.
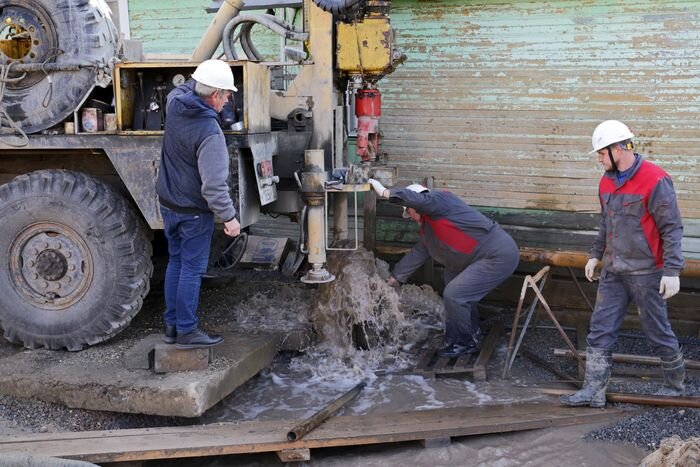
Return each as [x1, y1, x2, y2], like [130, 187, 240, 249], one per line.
[498, 318, 700, 450]
[0, 271, 698, 456]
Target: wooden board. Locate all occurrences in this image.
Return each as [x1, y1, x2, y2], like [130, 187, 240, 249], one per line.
[0, 403, 622, 463]
[412, 323, 501, 381]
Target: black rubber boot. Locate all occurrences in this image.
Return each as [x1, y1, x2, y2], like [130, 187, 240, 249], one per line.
[560, 347, 612, 408]
[655, 351, 685, 396]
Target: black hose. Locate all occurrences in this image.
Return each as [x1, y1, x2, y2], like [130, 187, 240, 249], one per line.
[312, 0, 367, 16]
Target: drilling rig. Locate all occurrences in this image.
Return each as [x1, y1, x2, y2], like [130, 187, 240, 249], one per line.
[0, 0, 404, 350]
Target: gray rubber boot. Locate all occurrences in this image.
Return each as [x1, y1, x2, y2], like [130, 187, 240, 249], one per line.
[560, 347, 612, 408]
[655, 351, 685, 396]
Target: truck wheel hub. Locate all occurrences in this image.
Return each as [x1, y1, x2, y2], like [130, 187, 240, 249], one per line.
[10, 223, 93, 309]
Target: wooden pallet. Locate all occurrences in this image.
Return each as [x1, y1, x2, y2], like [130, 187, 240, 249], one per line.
[413, 322, 502, 380]
[0, 403, 623, 464]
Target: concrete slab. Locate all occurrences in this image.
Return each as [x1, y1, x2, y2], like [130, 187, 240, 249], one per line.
[0, 332, 280, 418]
[153, 344, 211, 373]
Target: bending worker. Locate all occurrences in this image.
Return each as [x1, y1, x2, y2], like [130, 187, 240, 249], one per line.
[368, 180, 520, 357]
[562, 120, 685, 408]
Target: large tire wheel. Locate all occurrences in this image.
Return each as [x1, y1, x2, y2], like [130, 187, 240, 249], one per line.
[0, 170, 153, 350]
[0, 0, 117, 133]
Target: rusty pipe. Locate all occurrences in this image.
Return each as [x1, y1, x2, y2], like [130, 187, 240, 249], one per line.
[191, 0, 245, 61]
[287, 381, 366, 441]
[519, 247, 700, 278]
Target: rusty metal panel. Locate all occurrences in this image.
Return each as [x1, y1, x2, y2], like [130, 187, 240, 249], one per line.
[380, 1, 700, 226]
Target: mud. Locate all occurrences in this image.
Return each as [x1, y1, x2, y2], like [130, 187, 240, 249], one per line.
[0, 249, 687, 465]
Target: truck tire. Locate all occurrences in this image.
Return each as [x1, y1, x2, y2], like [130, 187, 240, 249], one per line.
[0, 0, 117, 134]
[0, 170, 153, 351]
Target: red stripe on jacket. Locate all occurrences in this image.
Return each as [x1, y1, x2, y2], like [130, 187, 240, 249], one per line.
[423, 216, 479, 255]
[599, 161, 667, 268]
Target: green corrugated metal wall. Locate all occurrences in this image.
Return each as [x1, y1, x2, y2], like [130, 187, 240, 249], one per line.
[128, 0, 700, 258]
[379, 0, 700, 257]
[129, 0, 287, 58]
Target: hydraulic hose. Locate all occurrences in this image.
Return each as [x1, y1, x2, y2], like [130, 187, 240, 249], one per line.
[222, 14, 308, 60]
[312, 0, 367, 16]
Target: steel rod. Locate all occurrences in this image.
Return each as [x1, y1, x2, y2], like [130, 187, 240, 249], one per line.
[521, 349, 580, 386]
[553, 348, 700, 370]
[286, 381, 366, 442]
[538, 387, 700, 408]
[566, 266, 594, 312]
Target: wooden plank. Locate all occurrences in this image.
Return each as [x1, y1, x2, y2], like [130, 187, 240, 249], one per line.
[473, 322, 503, 371]
[0, 403, 623, 463]
[277, 448, 310, 462]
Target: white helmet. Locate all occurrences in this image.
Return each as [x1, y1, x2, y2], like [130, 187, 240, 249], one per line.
[402, 184, 428, 218]
[590, 120, 634, 153]
[406, 183, 429, 193]
[192, 59, 238, 91]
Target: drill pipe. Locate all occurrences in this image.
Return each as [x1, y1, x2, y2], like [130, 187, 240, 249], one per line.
[287, 381, 366, 442]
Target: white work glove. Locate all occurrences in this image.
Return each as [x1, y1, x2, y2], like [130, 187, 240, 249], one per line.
[368, 178, 389, 198]
[659, 276, 680, 300]
[584, 258, 600, 282]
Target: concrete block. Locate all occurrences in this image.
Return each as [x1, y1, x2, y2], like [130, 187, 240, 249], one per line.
[0, 332, 281, 417]
[153, 344, 211, 373]
[420, 437, 451, 448]
[123, 334, 162, 370]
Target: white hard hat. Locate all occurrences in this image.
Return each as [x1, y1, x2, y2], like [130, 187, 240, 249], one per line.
[406, 183, 429, 193]
[192, 59, 238, 91]
[590, 120, 634, 153]
[402, 184, 429, 218]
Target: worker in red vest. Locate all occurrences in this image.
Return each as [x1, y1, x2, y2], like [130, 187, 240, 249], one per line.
[561, 120, 686, 408]
[367, 180, 519, 358]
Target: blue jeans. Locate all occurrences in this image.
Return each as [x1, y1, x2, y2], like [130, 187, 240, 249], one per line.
[160, 206, 214, 334]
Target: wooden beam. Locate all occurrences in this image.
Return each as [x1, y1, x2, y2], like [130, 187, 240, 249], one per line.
[0, 404, 623, 464]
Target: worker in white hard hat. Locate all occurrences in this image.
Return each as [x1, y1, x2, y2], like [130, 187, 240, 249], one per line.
[561, 120, 686, 408]
[156, 59, 241, 350]
[368, 179, 520, 358]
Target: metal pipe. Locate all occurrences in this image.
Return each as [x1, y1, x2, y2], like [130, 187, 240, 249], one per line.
[539, 387, 700, 408]
[553, 348, 700, 370]
[287, 381, 366, 441]
[301, 149, 334, 284]
[191, 0, 245, 61]
[519, 247, 700, 278]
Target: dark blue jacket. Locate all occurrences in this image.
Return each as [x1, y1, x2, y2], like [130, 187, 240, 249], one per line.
[390, 188, 518, 283]
[156, 80, 236, 222]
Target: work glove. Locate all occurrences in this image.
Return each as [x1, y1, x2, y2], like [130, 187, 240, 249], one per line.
[584, 258, 600, 282]
[368, 178, 388, 198]
[659, 276, 680, 299]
